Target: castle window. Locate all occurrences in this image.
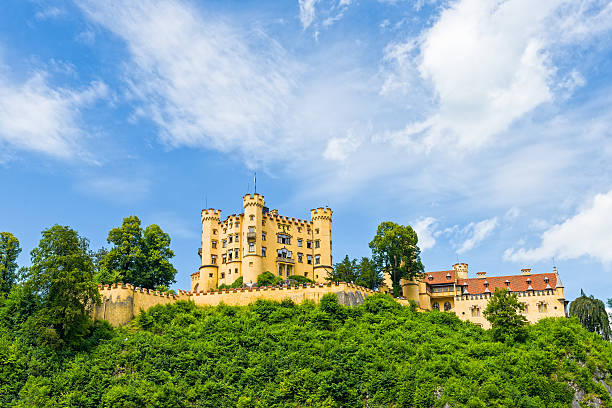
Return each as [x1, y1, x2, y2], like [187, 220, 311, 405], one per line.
[277, 234, 291, 245]
[250, 215, 254, 221]
[278, 264, 284, 276]
[235, 268, 238, 275]
[315, 255, 320, 264]
[471, 307, 480, 317]
[262, 232, 266, 241]
[223, 228, 227, 234]
[213, 229, 217, 235]
[298, 253, 303, 263]
[234, 248, 239, 258]
[229, 223, 233, 229]
[249, 242, 255, 252]
[315, 228, 319, 234]
[235, 221, 240, 228]
[222, 254, 227, 264]
[444, 302, 451, 311]
[298, 227, 302, 232]
[432, 302, 440, 310]
[228, 235, 233, 243]
[222, 240, 227, 248]
[298, 238, 303, 247]
[277, 248, 292, 259]
[212, 240, 217, 249]
[221, 273, 225, 279]
[262, 246, 267, 257]
[228, 251, 232, 261]
[235, 233, 239, 242]
[249, 226, 255, 233]
[287, 265, 293, 275]
[211, 255, 217, 264]
[538, 303, 548, 313]
[208, 273, 213, 278]
[307, 240, 312, 249]
[262, 220, 266, 226]
[315, 240, 320, 248]
[307, 255, 312, 264]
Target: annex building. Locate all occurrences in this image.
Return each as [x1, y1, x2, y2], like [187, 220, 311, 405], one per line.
[191, 194, 333, 293]
[381, 263, 568, 328]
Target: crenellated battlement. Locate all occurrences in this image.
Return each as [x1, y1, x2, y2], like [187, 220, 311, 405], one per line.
[243, 193, 265, 208]
[94, 281, 375, 326]
[201, 209, 222, 221]
[311, 207, 333, 221]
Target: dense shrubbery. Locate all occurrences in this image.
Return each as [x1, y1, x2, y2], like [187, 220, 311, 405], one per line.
[1, 294, 611, 407]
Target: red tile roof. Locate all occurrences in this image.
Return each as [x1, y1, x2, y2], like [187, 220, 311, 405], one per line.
[423, 270, 456, 285]
[456, 273, 558, 294]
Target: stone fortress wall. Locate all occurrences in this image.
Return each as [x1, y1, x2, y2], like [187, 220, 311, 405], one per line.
[94, 282, 380, 327]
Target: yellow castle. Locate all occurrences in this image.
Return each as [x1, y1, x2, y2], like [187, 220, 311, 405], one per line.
[381, 263, 568, 328]
[191, 194, 333, 292]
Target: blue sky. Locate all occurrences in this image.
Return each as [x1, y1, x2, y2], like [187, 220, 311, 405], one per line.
[1, 0, 611, 302]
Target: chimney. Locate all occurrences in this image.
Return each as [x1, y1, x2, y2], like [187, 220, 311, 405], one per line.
[521, 268, 532, 276]
[476, 271, 486, 279]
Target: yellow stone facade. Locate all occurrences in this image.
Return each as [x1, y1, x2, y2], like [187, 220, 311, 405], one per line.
[191, 194, 333, 292]
[381, 263, 567, 328]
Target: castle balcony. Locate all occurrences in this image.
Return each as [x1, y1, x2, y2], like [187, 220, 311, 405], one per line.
[276, 257, 295, 264]
[247, 232, 257, 241]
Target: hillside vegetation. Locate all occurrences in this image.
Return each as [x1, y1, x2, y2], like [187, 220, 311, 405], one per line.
[1, 294, 612, 408]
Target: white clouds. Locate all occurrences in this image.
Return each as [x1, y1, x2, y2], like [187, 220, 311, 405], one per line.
[412, 217, 438, 251]
[0, 69, 107, 158]
[380, 0, 610, 151]
[504, 190, 612, 264]
[299, 0, 319, 29]
[76, 0, 297, 162]
[456, 217, 499, 254]
[323, 131, 361, 161]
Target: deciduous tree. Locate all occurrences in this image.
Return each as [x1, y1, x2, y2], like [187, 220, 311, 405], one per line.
[356, 257, 382, 290]
[369, 222, 424, 297]
[99, 216, 177, 289]
[0, 232, 21, 296]
[570, 290, 611, 341]
[483, 288, 528, 343]
[25, 225, 100, 346]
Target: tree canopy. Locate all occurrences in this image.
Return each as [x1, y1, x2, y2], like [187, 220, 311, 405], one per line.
[369, 222, 424, 296]
[483, 288, 528, 343]
[0, 232, 21, 297]
[98, 216, 177, 289]
[1, 295, 611, 407]
[22, 225, 99, 347]
[570, 290, 611, 341]
[328, 255, 382, 290]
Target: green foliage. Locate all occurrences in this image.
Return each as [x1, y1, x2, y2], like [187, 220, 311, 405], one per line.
[287, 275, 313, 284]
[0, 232, 22, 296]
[1, 294, 611, 407]
[218, 276, 244, 290]
[369, 221, 424, 297]
[98, 216, 177, 289]
[256, 271, 282, 287]
[570, 290, 611, 340]
[22, 225, 100, 347]
[328, 256, 382, 289]
[483, 288, 528, 343]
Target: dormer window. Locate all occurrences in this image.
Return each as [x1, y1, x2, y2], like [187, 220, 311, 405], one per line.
[544, 277, 549, 283]
[484, 282, 489, 287]
[446, 273, 451, 280]
[428, 275, 433, 281]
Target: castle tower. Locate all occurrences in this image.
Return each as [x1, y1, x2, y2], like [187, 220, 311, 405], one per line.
[310, 207, 333, 283]
[195, 209, 222, 292]
[453, 263, 468, 280]
[242, 194, 265, 285]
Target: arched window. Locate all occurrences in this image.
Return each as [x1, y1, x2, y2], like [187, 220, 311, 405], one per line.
[432, 302, 439, 310]
[444, 301, 451, 311]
